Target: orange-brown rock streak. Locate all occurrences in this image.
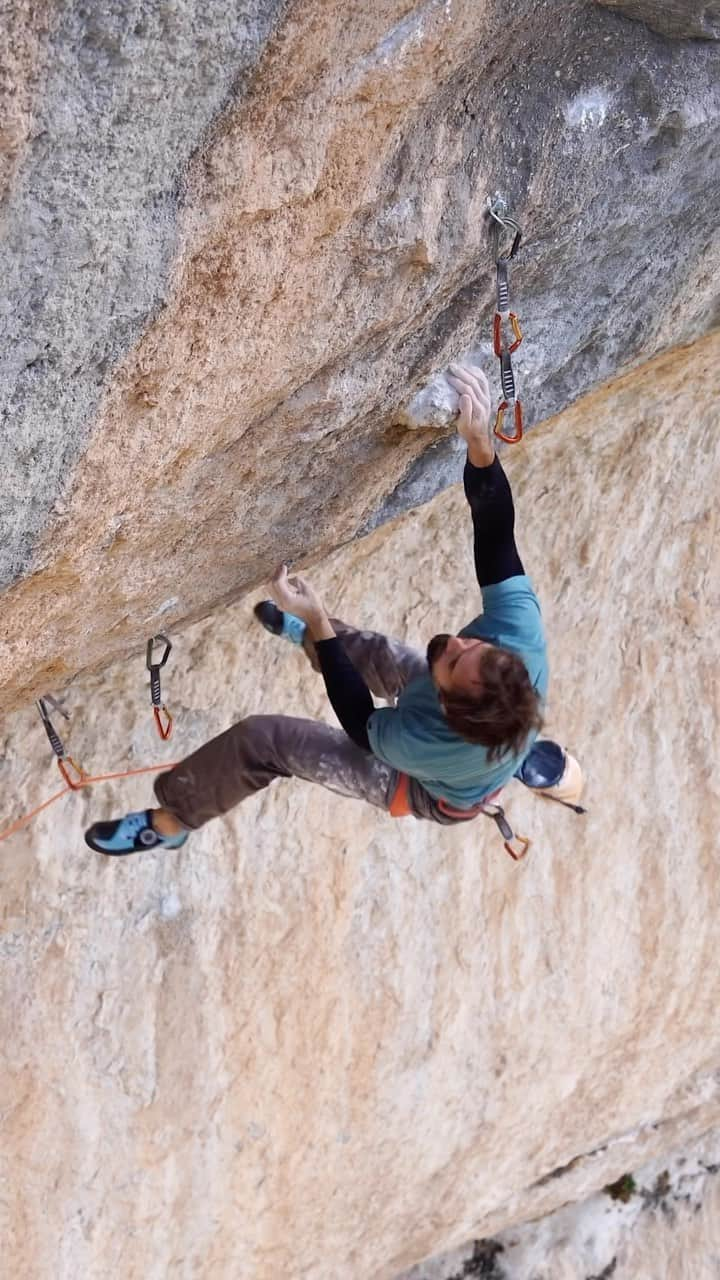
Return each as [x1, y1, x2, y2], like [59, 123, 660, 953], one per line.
[1, 0, 496, 711]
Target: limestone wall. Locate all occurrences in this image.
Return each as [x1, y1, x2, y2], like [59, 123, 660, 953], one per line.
[2, 332, 718, 1277]
[2, 0, 720, 711]
[403, 1130, 720, 1279]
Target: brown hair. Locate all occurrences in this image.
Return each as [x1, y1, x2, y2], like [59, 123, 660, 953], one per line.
[440, 645, 543, 760]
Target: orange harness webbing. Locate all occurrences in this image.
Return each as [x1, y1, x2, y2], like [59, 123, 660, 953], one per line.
[389, 772, 498, 820]
[388, 772, 529, 860]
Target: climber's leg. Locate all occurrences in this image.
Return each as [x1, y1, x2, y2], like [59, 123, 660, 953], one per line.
[152, 714, 398, 829]
[301, 618, 427, 701]
[254, 600, 426, 700]
[85, 715, 398, 855]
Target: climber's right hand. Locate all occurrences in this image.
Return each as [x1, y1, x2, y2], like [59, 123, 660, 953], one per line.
[447, 364, 493, 463]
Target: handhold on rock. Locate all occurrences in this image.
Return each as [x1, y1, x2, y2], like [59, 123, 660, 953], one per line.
[394, 349, 489, 431]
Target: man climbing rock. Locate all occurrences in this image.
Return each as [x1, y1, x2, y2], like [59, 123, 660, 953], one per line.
[85, 365, 575, 857]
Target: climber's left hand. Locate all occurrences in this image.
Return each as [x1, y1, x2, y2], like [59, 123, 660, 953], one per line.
[271, 564, 329, 631]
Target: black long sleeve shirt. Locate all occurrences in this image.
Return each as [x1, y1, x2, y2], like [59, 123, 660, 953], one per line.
[315, 636, 374, 751]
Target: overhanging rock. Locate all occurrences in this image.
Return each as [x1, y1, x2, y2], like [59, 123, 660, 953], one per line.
[2, 0, 720, 710]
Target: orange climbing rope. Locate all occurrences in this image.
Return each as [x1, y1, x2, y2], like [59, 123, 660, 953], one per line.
[0, 760, 179, 845]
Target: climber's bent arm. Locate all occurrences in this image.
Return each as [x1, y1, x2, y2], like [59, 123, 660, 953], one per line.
[307, 614, 373, 751]
[270, 570, 374, 751]
[314, 636, 374, 751]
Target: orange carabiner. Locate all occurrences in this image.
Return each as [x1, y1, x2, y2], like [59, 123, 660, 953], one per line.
[147, 635, 174, 741]
[504, 834, 532, 861]
[494, 399, 523, 444]
[508, 312, 523, 353]
[153, 705, 173, 742]
[58, 756, 87, 790]
[493, 312, 523, 357]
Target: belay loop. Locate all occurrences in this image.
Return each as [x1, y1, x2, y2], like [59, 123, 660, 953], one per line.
[146, 635, 173, 740]
[36, 695, 87, 789]
[486, 197, 524, 444]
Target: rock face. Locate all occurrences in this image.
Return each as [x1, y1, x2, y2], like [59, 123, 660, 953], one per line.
[2, 1, 720, 711]
[595, 0, 720, 40]
[2, 332, 719, 1277]
[402, 1131, 720, 1279]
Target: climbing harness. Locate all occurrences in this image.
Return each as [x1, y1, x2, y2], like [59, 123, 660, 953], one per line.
[487, 196, 524, 444]
[389, 771, 531, 861]
[146, 634, 173, 740]
[389, 736, 586, 862]
[36, 695, 87, 789]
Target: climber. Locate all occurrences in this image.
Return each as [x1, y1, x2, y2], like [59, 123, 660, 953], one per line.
[84, 364, 559, 855]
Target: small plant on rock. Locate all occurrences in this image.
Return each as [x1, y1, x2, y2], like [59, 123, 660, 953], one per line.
[604, 1173, 637, 1203]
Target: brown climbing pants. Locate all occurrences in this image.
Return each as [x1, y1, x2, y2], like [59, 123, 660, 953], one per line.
[153, 619, 450, 829]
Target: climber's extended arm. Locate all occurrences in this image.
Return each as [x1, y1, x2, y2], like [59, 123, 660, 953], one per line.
[463, 457, 525, 587]
[447, 363, 525, 587]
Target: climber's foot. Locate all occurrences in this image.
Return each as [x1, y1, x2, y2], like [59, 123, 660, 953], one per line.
[253, 599, 307, 645]
[84, 809, 189, 856]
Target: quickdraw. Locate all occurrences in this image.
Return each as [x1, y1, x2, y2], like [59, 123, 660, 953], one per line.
[441, 792, 532, 860]
[36, 695, 87, 789]
[2, 637, 180, 845]
[146, 634, 173, 740]
[480, 802, 531, 861]
[487, 197, 524, 444]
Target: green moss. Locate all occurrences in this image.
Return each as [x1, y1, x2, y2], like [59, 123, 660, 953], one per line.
[604, 1173, 637, 1203]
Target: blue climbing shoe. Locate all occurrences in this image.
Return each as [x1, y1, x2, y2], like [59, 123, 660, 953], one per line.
[84, 809, 188, 856]
[253, 599, 306, 645]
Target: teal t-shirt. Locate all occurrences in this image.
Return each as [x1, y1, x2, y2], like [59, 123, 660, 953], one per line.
[367, 575, 548, 808]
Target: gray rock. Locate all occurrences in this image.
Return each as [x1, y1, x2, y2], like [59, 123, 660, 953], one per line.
[0, 0, 287, 589]
[365, 3, 720, 527]
[595, 1, 720, 40]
